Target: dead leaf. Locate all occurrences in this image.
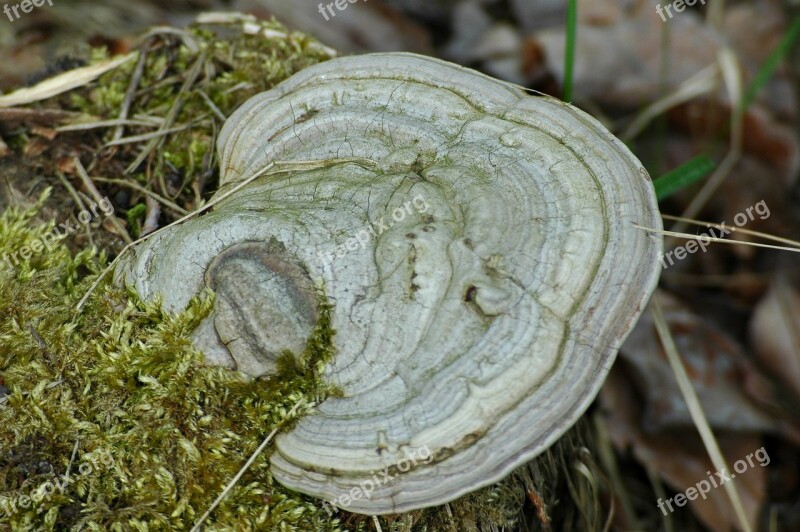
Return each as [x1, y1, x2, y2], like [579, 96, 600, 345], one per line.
[750, 270, 800, 402]
[0, 53, 136, 108]
[619, 290, 777, 434]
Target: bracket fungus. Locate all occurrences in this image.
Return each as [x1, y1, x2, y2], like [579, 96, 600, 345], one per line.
[115, 52, 663, 514]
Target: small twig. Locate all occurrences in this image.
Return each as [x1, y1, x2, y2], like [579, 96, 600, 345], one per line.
[445, 503, 457, 531]
[189, 400, 305, 532]
[55, 171, 88, 212]
[74, 157, 133, 244]
[57, 119, 160, 132]
[91, 177, 188, 216]
[55, 171, 94, 248]
[0, 107, 81, 125]
[105, 120, 207, 147]
[113, 41, 150, 142]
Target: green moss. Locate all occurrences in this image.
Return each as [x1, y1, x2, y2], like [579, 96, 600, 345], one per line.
[0, 192, 345, 531]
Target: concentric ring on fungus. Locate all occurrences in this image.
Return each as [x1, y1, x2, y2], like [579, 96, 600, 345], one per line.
[116, 52, 663, 515]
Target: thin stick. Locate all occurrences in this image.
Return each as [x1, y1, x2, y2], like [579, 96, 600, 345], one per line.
[651, 299, 752, 532]
[74, 157, 133, 244]
[75, 157, 376, 311]
[57, 119, 159, 132]
[189, 400, 304, 532]
[112, 41, 150, 142]
[126, 51, 207, 175]
[197, 89, 227, 122]
[55, 171, 88, 213]
[105, 122, 205, 147]
[91, 177, 189, 216]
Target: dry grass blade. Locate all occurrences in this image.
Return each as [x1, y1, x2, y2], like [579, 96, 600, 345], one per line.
[56, 119, 160, 132]
[660, 214, 800, 248]
[621, 64, 718, 142]
[113, 41, 150, 142]
[667, 48, 744, 241]
[594, 414, 641, 530]
[650, 299, 752, 532]
[634, 224, 800, 253]
[104, 122, 204, 147]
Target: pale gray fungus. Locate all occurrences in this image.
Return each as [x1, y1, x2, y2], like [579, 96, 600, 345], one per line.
[115, 53, 663, 515]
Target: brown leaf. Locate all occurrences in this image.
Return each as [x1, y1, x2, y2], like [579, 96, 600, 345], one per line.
[619, 291, 777, 434]
[750, 271, 800, 401]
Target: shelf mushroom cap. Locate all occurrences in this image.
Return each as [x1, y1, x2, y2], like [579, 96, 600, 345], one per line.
[116, 52, 663, 515]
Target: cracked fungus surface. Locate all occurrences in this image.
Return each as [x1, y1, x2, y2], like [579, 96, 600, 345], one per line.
[116, 52, 663, 514]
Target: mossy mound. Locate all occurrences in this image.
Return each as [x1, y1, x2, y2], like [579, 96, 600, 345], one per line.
[0, 190, 343, 530]
[0, 14, 607, 531]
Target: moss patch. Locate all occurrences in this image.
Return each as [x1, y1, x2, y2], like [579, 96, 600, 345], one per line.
[0, 190, 344, 530]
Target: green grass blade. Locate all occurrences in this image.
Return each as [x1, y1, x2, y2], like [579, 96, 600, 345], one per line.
[740, 16, 800, 113]
[653, 155, 715, 200]
[563, 0, 577, 103]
